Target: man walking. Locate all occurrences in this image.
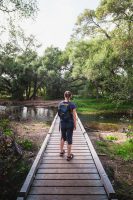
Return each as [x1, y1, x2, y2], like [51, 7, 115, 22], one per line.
[58, 91, 77, 161]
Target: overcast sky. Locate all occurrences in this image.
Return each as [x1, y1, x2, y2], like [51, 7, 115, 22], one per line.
[1, 0, 100, 54]
[24, 0, 100, 53]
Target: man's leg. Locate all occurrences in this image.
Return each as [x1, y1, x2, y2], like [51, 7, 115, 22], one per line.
[67, 127, 73, 157]
[60, 127, 66, 155]
[60, 137, 65, 153]
[67, 143, 72, 157]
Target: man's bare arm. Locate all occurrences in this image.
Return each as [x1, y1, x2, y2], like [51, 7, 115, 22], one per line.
[73, 108, 77, 130]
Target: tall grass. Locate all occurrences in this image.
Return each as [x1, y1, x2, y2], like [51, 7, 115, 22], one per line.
[96, 140, 133, 161]
[73, 97, 133, 114]
[113, 141, 133, 161]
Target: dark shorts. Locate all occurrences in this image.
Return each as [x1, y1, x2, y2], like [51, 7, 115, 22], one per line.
[60, 121, 74, 145]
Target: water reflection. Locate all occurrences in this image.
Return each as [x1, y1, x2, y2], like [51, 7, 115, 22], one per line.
[79, 112, 133, 124]
[0, 105, 57, 122]
[0, 105, 133, 125]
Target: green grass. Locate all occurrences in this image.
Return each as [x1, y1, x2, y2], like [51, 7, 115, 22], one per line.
[95, 141, 108, 154]
[112, 141, 133, 161]
[19, 139, 33, 150]
[73, 97, 133, 114]
[106, 135, 118, 141]
[96, 139, 133, 161]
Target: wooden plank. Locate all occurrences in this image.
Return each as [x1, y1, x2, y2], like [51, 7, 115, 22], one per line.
[39, 163, 95, 168]
[43, 152, 91, 156]
[32, 179, 103, 187]
[45, 149, 90, 153]
[78, 117, 116, 199]
[50, 135, 84, 137]
[50, 136, 85, 138]
[47, 143, 88, 146]
[47, 144, 88, 147]
[37, 168, 97, 174]
[52, 134, 84, 136]
[47, 144, 88, 146]
[50, 137, 85, 138]
[43, 154, 92, 159]
[35, 173, 100, 180]
[41, 159, 94, 164]
[29, 186, 106, 195]
[46, 146, 89, 150]
[49, 138, 86, 141]
[48, 139, 88, 146]
[53, 130, 84, 133]
[52, 132, 84, 135]
[53, 126, 81, 130]
[49, 139, 86, 141]
[53, 130, 83, 132]
[27, 195, 108, 200]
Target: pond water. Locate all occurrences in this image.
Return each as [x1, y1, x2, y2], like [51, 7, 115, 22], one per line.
[0, 105, 133, 127]
[0, 105, 57, 122]
[78, 112, 133, 124]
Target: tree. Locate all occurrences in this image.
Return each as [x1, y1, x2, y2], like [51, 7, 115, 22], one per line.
[0, 0, 38, 17]
[41, 46, 65, 99]
[69, 0, 133, 102]
[0, 28, 41, 100]
[74, 9, 111, 39]
[96, 0, 133, 37]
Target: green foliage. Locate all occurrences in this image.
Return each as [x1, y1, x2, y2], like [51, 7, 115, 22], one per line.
[0, 0, 38, 18]
[68, 0, 133, 103]
[0, 119, 13, 136]
[73, 97, 133, 114]
[128, 138, 133, 143]
[113, 141, 133, 161]
[16, 161, 30, 174]
[19, 139, 33, 150]
[0, 0, 133, 103]
[3, 129, 13, 137]
[126, 125, 133, 139]
[0, 27, 43, 100]
[96, 139, 133, 161]
[0, 119, 10, 130]
[96, 140, 108, 153]
[96, 140, 107, 147]
[106, 135, 118, 141]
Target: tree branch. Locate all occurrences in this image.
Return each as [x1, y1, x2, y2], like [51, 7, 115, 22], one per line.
[90, 14, 111, 39]
[0, 5, 18, 13]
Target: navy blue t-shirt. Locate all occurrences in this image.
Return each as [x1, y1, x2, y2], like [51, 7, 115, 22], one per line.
[58, 101, 76, 128]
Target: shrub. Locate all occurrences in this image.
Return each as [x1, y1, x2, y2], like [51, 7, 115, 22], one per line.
[20, 139, 33, 150]
[113, 141, 133, 161]
[126, 125, 133, 139]
[106, 135, 118, 141]
[0, 119, 10, 130]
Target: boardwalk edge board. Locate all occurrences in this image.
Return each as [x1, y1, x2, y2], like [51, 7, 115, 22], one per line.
[17, 114, 58, 199]
[78, 117, 117, 200]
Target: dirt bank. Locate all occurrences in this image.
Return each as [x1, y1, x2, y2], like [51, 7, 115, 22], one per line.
[0, 99, 61, 107]
[88, 130, 133, 200]
[0, 121, 50, 200]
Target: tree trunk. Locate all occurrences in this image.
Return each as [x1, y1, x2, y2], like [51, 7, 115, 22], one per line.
[94, 81, 99, 100]
[30, 75, 37, 100]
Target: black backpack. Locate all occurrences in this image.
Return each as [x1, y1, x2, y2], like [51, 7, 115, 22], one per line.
[58, 102, 72, 121]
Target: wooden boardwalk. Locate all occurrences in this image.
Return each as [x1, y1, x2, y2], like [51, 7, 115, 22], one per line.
[17, 114, 117, 200]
